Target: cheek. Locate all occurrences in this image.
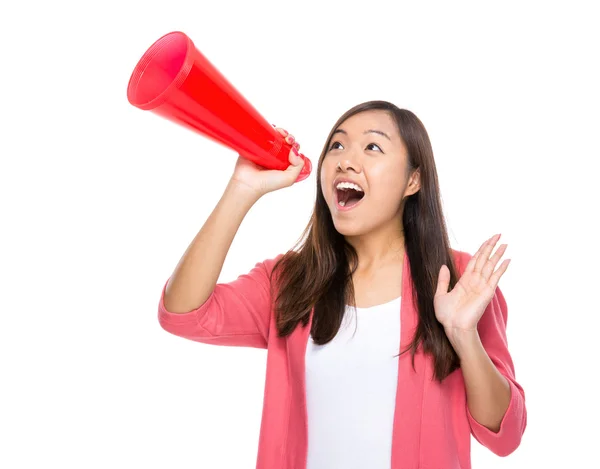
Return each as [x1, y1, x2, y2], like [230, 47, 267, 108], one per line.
[368, 169, 406, 205]
[319, 163, 333, 199]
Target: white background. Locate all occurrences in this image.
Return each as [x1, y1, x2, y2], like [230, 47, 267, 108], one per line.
[1, 0, 598, 467]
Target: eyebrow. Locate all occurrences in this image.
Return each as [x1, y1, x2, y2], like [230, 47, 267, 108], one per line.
[332, 128, 391, 141]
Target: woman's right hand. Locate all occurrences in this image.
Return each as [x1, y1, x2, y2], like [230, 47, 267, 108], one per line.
[229, 126, 305, 198]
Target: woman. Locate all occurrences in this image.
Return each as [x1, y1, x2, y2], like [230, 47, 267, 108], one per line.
[158, 100, 527, 469]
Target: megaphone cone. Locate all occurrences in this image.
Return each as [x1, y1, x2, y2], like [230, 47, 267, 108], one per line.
[127, 31, 312, 183]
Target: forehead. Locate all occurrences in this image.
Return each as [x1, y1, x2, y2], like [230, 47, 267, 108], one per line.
[335, 110, 397, 137]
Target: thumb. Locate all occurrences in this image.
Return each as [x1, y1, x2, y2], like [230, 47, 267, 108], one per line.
[435, 264, 451, 297]
[288, 148, 305, 170]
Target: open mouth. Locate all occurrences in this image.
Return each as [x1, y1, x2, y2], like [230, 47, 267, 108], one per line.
[335, 187, 365, 209]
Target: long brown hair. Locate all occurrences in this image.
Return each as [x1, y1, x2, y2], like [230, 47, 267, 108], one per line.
[268, 100, 461, 382]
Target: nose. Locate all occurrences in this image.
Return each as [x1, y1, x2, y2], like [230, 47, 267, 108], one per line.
[338, 158, 361, 173]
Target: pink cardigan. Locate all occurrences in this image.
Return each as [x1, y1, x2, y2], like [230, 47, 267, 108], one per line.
[158, 249, 527, 469]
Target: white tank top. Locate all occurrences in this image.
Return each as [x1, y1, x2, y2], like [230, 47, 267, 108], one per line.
[305, 296, 401, 469]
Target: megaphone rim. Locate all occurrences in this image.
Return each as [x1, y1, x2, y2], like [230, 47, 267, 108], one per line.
[126, 31, 194, 111]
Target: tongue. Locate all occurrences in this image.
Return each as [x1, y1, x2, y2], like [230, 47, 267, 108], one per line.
[345, 198, 360, 207]
[340, 189, 363, 207]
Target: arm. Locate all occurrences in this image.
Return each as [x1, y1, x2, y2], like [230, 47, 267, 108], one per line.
[157, 179, 280, 349]
[457, 286, 527, 456]
[449, 330, 510, 434]
[158, 254, 282, 349]
[162, 179, 260, 314]
[451, 250, 527, 457]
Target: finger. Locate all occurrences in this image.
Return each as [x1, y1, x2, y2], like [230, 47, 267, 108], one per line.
[463, 250, 480, 275]
[482, 244, 507, 280]
[289, 147, 303, 166]
[290, 156, 305, 172]
[284, 158, 305, 183]
[474, 234, 500, 273]
[275, 127, 289, 137]
[464, 236, 491, 274]
[435, 264, 451, 297]
[285, 134, 295, 145]
[488, 258, 510, 289]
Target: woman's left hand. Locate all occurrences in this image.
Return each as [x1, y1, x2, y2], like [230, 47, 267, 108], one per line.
[434, 234, 510, 335]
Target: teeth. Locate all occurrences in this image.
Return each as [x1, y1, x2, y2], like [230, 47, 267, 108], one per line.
[336, 181, 363, 192]
[339, 200, 346, 207]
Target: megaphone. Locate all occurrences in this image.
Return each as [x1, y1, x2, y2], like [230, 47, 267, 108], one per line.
[126, 31, 312, 183]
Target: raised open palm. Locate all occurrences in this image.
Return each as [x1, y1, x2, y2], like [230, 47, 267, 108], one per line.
[434, 234, 510, 333]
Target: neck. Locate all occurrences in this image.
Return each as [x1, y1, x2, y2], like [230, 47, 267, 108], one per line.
[345, 220, 405, 271]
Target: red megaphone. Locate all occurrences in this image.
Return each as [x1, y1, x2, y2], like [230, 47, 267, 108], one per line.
[126, 31, 312, 183]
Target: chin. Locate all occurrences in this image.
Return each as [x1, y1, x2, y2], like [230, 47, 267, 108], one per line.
[332, 219, 368, 237]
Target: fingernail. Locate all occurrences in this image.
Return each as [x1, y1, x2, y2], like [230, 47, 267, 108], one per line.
[292, 147, 299, 156]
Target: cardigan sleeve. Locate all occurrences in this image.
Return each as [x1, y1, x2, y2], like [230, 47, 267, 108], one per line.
[157, 254, 283, 349]
[466, 285, 528, 456]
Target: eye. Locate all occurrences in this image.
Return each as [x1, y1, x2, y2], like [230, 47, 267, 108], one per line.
[328, 141, 383, 152]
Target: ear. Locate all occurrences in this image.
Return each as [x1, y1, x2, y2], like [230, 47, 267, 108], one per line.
[407, 168, 421, 196]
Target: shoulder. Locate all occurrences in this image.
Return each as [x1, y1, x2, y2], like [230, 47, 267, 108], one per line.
[262, 253, 286, 271]
[257, 253, 288, 285]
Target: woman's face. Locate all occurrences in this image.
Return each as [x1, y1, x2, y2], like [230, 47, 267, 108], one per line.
[320, 109, 419, 237]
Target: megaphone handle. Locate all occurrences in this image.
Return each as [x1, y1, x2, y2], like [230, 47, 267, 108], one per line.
[266, 135, 312, 183]
[276, 141, 312, 183]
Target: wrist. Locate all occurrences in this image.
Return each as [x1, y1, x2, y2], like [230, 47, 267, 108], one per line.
[445, 327, 481, 356]
[225, 179, 263, 205]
